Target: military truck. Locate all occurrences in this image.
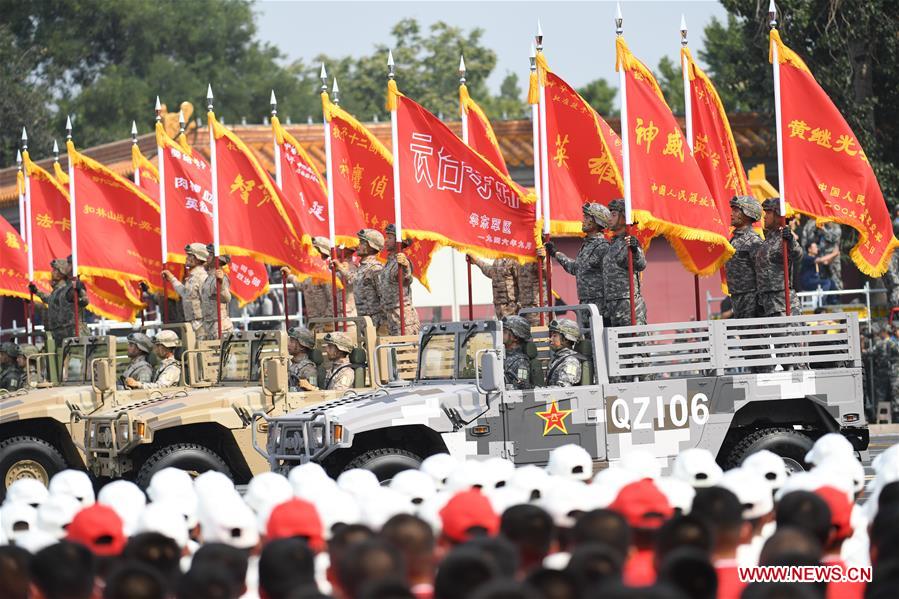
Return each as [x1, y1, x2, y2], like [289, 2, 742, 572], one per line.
[81, 317, 398, 487]
[258, 305, 869, 480]
[0, 325, 205, 497]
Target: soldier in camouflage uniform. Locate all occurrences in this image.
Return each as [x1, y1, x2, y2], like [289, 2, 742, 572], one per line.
[545, 318, 583, 387]
[542, 203, 612, 323]
[0, 343, 24, 391]
[817, 223, 843, 291]
[470, 256, 519, 319]
[284, 237, 357, 333]
[120, 333, 154, 388]
[322, 331, 356, 391]
[755, 199, 803, 317]
[287, 326, 319, 392]
[501, 315, 532, 390]
[29, 258, 89, 346]
[725, 196, 764, 319]
[604, 199, 647, 326]
[125, 330, 182, 389]
[871, 323, 899, 419]
[164, 243, 208, 340]
[516, 261, 545, 326]
[880, 251, 899, 308]
[201, 245, 234, 340]
[379, 224, 420, 335]
[339, 229, 384, 332]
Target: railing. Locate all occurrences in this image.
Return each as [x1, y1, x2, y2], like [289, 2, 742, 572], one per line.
[606, 312, 860, 378]
[706, 283, 885, 322]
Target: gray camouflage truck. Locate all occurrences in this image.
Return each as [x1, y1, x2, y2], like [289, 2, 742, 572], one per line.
[0, 324, 202, 496]
[81, 317, 400, 487]
[258, 305, 869, 480]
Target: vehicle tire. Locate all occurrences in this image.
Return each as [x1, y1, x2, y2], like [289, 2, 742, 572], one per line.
[135, 443, 231, 489]
[725, 427, 815, 474]
[345, 448, 422, 483]
[0, 436, 68, 500]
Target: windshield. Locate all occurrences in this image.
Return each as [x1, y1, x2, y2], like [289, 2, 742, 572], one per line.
[219, 337, 279, 383]
[418, 330, 496, 381]
[459, 332, 495, 379]
[61, 342, 109, 384]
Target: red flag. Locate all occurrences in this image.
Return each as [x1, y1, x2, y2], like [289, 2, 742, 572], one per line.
[131, 144, 159, 201]
[23, 152, 71, 281]
[388, 82, 539, 263]
[0, 216, 29, 299]
[272, 115, 331, 245]
[209, 112, 330, 283]
[67, 141, 164, 289]
[616, 37, 734, 275]
[531, 55, 626, 235]
[323, 95, 438, 288]
[139, 132, 269, 306]
[771, 30, 898, 275]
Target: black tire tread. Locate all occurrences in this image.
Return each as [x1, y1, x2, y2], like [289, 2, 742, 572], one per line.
[136, 443, 231, 488]
[346, 448, 422, 469]
[0, 435, 68, 498]
[725, 426, 813, 469]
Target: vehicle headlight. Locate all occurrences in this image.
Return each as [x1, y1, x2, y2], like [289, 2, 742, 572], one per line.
[117, 421, 130, 442]
[311, 425, 324, 448]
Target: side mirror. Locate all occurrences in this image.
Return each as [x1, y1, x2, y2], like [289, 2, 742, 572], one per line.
[386, 347, 399, 383]
[263, 359, 287, 396]
[479, 352, 503, 393]
[93, 359, 113, 392]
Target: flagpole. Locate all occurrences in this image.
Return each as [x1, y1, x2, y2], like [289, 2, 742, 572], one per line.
[615, 4, 637, 326]
[331, 80, 349, 329]
[207, 85, 223, 338]
[65, 117, 81, 335]
[154, 99, 170, 324]
[320, 67, 340, 324]
[270, 91, 291, 331]
[536, 21, 554, 308]
[388, 50, 407, 335]
[19, 144, 33, 340]
[680, 16, 702, 322]
[131, 122, 146, 326]
[458, 55, 475, 321]
[529, 45, 546, 325]
[769, 0, 792, 316]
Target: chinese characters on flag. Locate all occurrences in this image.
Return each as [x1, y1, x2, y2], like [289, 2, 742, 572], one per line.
[533, 55, 625, 235]
[616, 37, 734, 275]
[391, 84, 538, 262]
[23, 152, 72, 280]
[0, 216, 30, 299]
[771, 30, 898, 276]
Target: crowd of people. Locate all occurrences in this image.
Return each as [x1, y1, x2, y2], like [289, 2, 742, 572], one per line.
[1, 434, 896, 599]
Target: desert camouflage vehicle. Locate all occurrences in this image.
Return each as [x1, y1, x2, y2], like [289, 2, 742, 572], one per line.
[0, 324, 202, 496]
[259, 305, 869, 480]
[82, 317, 396, 487]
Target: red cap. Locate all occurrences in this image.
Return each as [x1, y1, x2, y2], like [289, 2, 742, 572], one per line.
[815, 486, 853, 541]
[265, 498, 324, 551]
[439, 489, 499, 543]
[608, 479, 673, 530]
[66, 504, 126, 557]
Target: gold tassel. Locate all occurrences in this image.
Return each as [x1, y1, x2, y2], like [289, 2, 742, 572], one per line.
[528, 71, 539, 105]
[385, 79, 399, 112]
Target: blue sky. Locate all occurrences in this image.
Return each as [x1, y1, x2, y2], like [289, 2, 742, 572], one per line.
[255, 0, 729, 94]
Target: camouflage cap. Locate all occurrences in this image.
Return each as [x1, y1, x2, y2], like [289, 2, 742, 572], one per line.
[608, 198, 626, 215]
[126, 333, 154, 354]
[50, 258, 71, 276]
[288, 326, 316, 350]
[357, 229, 385, 251]
[185, 242, 210, 262]
[206, 244, 232, 265]
[311, 236, 332, 256]
[549, 318, 582, 343]
[729, 196, 762, 221]
[583, 203, 612, 228]
[0, 342, 20, 358]
[762, 198, 781, 212]
[153, 329, 182, 349]
[385, 223, 396, 236]
[323, 331, 354, 353]
[502, 315, 532, 342]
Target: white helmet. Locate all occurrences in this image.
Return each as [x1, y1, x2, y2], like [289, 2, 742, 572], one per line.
[138, 500, 190, 550]
[337, 469, 381, 496]
[244, 472, 293, 515]
[545, 445, 593, 482]
[98, 480, 147, 536]
[1, 501, 37, 544]
[5, 478, 49, 508]
[48, 470, 95, 507]
[671, 448, 723, 488]
[741, 450, 788, 493]
[482, 457, 516, 490]
[509, 465, 553, 502]
[36, 493, 82, 539]
[288, 462, 334, 497]
[614, 449, 661, 480]
[813, 456, 865, 497]
[390, 469, 437, 505]
[655, 478, 696, 515]
[805, 433, 855, 466]
[419, 454, 461, 490]
[147, 467, 194, 502]
[589, 468, 641, 508]
[537, 478, 591, 528]
[720, 468, 774, 520]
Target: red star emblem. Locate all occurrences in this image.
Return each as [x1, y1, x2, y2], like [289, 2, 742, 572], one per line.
[536, 401, 573, 436]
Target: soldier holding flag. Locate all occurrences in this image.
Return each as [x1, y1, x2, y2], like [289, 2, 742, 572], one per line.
[604, 200, 647, 326]
[29, 258, 89, 345]
[379, 224, 420, 335]
[756, 199, 803, 318]
[163, 243, 208, 339]
[725, 196, 764, 319]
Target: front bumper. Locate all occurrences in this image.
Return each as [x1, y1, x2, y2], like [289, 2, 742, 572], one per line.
[83, 414, 136, 477]
[254, 411, 339, 474]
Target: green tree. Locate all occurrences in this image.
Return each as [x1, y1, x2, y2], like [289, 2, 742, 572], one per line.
[1, 0, 320, 153]
[481, 72, 526, 121]
[701, 0, 899, 205]
[655, 56, 685, 114]
[576, 78, 617, 116]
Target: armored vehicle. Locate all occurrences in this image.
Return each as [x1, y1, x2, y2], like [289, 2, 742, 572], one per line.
[259, 305, 868, 480]
[0, 325, 203, 497]
[82, 317, 397, 487]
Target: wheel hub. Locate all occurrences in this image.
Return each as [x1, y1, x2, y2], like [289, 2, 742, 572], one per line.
[781, 457, 805, 475]
[5, 459, 50, 487]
